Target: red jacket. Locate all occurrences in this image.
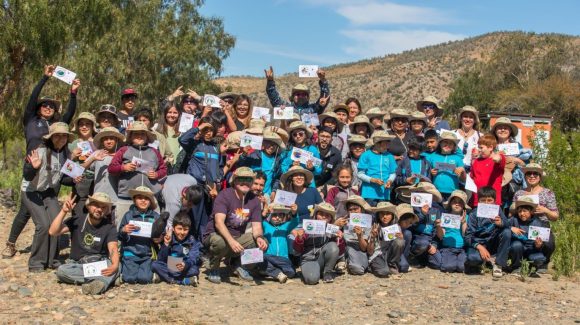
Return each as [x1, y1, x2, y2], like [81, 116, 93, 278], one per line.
[470, 154, 505, 206]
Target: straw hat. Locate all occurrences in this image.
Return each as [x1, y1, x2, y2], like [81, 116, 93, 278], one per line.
[319, 111, 345, 133]
[93, 127, 125, 149]
[395, 185, 413, 203]
[87, 192, 114, 208]
[231, 167, 256, 184]
[438, 131, 460, 145]
[311, 202, 336, 219]
[515, 196, 538, 210]
[347, 134, 368, 146]
[385, 109, 411, 127]
[348, 115, 374, 134]
[287, 121, 313, 138]
[263, 130, 286, 150]
[365, 107, 387, 120]
[289, 84, 310, 100]
[246, 119, 266, 135]
[409, 181, 443, 203]
[444, 190, 471, 210]
[42, 122, 74, 142]
[96, 104, 120, 126]
[225, 131, 244, 150]
[458, 105, 480, 125]
[71, 112, 98, 133]
[491, 117, 518, 137]
[270, 204, 292, 214]
[129, 186, 158, 210]
[396, 203, 419, 223]
[332, 104, 349, 114]
[264, 126, 289, 144]
[280, 166, 314, 185]
[125, 121, 157, 143]
[218, 92, 239, 100]
[409, 111, 428, 125]
[521, 163, 545, 177]
[37, 96, 61, 110]
[416, 96, 443, 116]
[343, 195, 371, 211]
[371, 130, 395, 145]
[371, 202, 398, 216]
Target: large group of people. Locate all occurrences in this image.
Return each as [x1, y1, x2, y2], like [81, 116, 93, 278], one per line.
[1, 65, 559, 295]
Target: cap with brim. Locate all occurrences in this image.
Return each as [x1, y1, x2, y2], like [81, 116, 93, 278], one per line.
[289, 84, 310, 100]
[348, 115, 374, 134]
[342, 195, 371, 212]
[287, 121, 313, 138]
[319, 111, 344, 133]
[87, 192, 114, 208]
[347, 135, 368, 146]
[121, 88, 138, 98]
[458, 105, 480, 125]
[263, 130, 286, 150]
[93, 127, 125, 149]
[246, 119, 266, 135]
[444, 190, 471, 210]
[312, 202, 337, 220]
[515, 197, 538, 210]
[521, 163, 545, 177]
[491, 117, 519, 137]
[280, 166, 314, 186]
[265, 126, 289, 144]
[125, 121, 157, 143]
[42, 122, 74, 142]
[270, 204, 292, 214]
[409, 182, 443, 203]
[37, 97, 61, 110]
[371, 202, 398, 216]
[218, 92, 239, 100]
[396, 203, 419, 224]
[371, 130, 395, 144]
[72, 112, 98, 133]
[416, 96, 443, 116]
[332, 104, 349, 114]
[226, 131, 244, 150]
[365, 107, 387, 120]
[438, 131, 459, 145]
[129, 186, 158, 210]
[409, 111, 428, 124]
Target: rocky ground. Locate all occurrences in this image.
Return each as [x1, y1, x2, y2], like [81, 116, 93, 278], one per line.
[0, 204, 579, 324]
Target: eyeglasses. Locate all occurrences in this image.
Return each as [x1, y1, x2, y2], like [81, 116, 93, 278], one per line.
[183, 99, 197, 104]
[223, 98, 234, 104]
[41, 103, 56, 110]
[526, 172, 541, 178]
[422, 104, 436, 110]
[292, 131, 305, 137]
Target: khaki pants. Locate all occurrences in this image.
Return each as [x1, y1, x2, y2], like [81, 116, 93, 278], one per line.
[204, 232, 256, 270]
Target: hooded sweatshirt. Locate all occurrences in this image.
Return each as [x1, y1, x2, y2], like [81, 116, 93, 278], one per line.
[118, 205, 160, 258]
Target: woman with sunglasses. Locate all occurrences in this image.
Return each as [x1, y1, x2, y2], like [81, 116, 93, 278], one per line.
[416, 96, 450, 132]
[224, 94, 253, 131]
[386, 109, 413, 160]
[279, 121, 322, 181]
[3, 65, 80, 259]
[453, 106, 483, 173]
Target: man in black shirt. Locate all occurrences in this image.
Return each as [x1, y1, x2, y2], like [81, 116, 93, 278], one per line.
[49, 193, 119, 295]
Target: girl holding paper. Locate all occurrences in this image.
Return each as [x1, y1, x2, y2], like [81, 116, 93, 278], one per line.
[367, 202, 405, 277]
[341, 195, 373, 276]
[279, 166, 322, 222]
[279, 121, 323, 179]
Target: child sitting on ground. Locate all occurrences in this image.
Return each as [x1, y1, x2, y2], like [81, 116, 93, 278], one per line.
[396, 203, 420, 273]
[367, 202, 405, 277]
[151, 211, 201, 286]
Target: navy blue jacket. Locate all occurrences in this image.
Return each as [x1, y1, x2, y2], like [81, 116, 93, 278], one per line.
[157, 234, 201, 277]
[118, 205, 160, 258]
[465, 208, 509, 249]
[395, 156, 432, 187]
[178, 127, 222, 185]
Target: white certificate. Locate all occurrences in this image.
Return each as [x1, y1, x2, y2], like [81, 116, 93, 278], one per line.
[411, 193, 433, 208]
[60, 159, 85, 178]
[349, 213, 373, 228]
[203, 94, 222, 108]
[273, 106, 294, 120]
[82, 260, 108, 278]
[129, 220, 153, 238]
[528, 226, 550, 241]
[298, 65, 318, 78]
[326, 224, 340, 236]
[53, 66, 77, 85]
[465, 174, 478, 193]
[178, 112, 195, 133]
[131, 157, 154, 174]
[381, 224, 401, 241]
[301, 113, 320, 127]
[252, 106, 271, 122]
[241, 248, 264, 265]
[167, 256, 183, 272]
[290, 147, 314, 165]
[440, 213, 462, 229]
[77, 141, 93, 156]
[273, 190, 298, 206]
[498, 143, 520, 156]
[240, 134, 263, 150]
[303, 219, 326, 236]
[476, 203, 500, 219]
[435, 162, 456, 172]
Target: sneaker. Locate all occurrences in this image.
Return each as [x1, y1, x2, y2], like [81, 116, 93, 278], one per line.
[234, 266, 254, 282]
[536, 264, 548, 274]
[152, 273, 161, 284]
[276, 272, 288, 284]
[82, 280, 106, 295]
[114, 276, 124, 286]
[510, 268, 522, 279]
[323, 272, 334, 283]
[492, 264, 503, 278]
[389, 266, 399, 275]
[207, 270, 221, 284]
[1, 242, 16, 259]
[189, 275, 199, 286]
[335, 261, 347, 273]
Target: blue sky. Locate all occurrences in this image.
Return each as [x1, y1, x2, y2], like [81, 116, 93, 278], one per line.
[200, 0, 580, 77]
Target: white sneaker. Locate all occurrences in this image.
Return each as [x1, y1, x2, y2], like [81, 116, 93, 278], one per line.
[276, 272, 288, 284]
[152, 273, 161, 284]
[492, 264, 503, 278]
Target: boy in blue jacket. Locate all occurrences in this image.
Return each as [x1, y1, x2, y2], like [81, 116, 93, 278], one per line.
[259, 204, 299, 283]
[426, 132, 465, 201]
[118, 186, 160, 284]
[508, 197, 549, 276]
[357, 131, 397, 207]
[395, 139, 432, 187]
[464, 186, 511, 278]
[151, 211, 201, 286]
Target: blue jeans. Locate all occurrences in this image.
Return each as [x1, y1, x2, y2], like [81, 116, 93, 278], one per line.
[399, 229, 413, 272]
[509, 240, 546, 269]
[428, 247, 466, 273]
[56, 259, 117, 294]
[259, 255, 295, 278]
[151, 260, 198, 284]
[121, 256, 153, 284]
[466, 228, 512, 268]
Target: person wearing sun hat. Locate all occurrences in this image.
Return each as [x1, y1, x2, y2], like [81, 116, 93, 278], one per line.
[429, 189, 470, 273]
[96, 104, 121, 130]
[202, 167, 268, 284]
[395, 203, 420, 273]
[426, 131, 466, 200]
[339, 134, 368, 188]
[339, 195, 374, 276]
[265, 65, 330, 117]
[365, 107, 387, 131]
[244, 130, 285, 196]
[367, 201, 405, 277]
[416, 95, 451, 131]
[348, 115, 374, 138]
[279, 166, 322, 222]
[408, 111, 428, 141]
[279, 121, 323, 178]
[386, 108, 413, 158]
[357, 130, 397, 206]
[453, 105, 483, 172]
[319, 110, 347, 157]
[394, 137, 432, 188]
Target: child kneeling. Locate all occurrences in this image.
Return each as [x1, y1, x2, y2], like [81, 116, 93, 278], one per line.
[367, 202, 405, 277]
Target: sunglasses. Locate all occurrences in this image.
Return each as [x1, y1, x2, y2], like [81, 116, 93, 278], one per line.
[41, 103, 56, 110]
[223, 98, 234, 104]
[422, 104, 437, 110]
[183, 99, 197, 104]
[123, 95, 137, 101]
[462, 142, 469, 155]
[236, 177, 254, 183]
[292, 131, 305, 137]
[526, 172, 541, 177]
[294, 92, 308, 97]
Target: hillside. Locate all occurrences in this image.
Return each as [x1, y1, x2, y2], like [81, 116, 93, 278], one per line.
[215, 32, 580, 112]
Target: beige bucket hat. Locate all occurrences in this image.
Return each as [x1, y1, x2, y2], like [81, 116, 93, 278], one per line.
[71, 112, 98, 133]
[42, 122, 74, 142]
[93, 127, 125, 149]
[348, 115, 374, 134]
[280, 166, 314, 185]
[311, 202, 337, 220]
[343, 195, 371, 212]
[129, 186, 158, 210]
[126, 121, 157, 143]
[444, 190, 471, 210]
[491, 117, 518, 137]
[396, 203, 419, 223]
[416, 96, 443, 116]
[287, 121, 313, 138]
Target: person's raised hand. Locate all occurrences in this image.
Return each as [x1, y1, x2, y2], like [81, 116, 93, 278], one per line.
[62, 193, 77, 214]
[27, 149, 42, 169]
[317, 68, 326, 81]
[71, 79, 81, 92]
[44, 65, 56, 77]
[170, 86, 184, 100]
[264, 66, 274, 80]
[319, 94, 330, 107]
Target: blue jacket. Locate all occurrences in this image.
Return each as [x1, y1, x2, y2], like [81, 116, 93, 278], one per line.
[178, 127, 222, 185]
[395, 156, 432, 187]
[280, 144, 323, 176]
[263, 216, 300, 259]
[266, 79, 330, 116]
[157, 233, 201, 278]
[426, 151, 465, 194]
[410, 202, 443, 237]
[118, 205, 160, 258]
[357, 149, 397, 200]
[238, 150, 282, 195]
[464, 208, 509, 249]
[509, 216, 546, 249]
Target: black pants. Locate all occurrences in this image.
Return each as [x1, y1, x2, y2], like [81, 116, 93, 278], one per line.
[7, 198, 31, 244]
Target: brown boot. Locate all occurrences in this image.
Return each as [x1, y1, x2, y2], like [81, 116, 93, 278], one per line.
[1, 242, 16, 259]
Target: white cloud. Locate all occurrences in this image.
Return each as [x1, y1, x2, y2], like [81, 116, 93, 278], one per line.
[337, 2, 450, 25]
[340, 29, 466, 58]
[237, 39, 344, 65]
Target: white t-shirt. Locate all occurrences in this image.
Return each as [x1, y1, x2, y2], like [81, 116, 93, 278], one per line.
[453, 129, 482, 167]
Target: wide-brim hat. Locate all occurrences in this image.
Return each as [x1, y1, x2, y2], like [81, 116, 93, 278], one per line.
[226, 131, 244, 150]
[348, 115, 374, 134]
[37, 96, 61, 110]
[231, 167, 256, 184]
[409, 111, 428, 124]
[246, 119, 266, 135]
[287, 121, 313, 138]
[265, 126, 289, 144]
[289, 84, 310, 100]
[87, 192, 114, 208]
[125, 121, 157, 143]
[312, 202, 336, 220]
[332, 104, 349, 114]
[319, 111, 344, 133]
[521, 163, 544, 177]
[458, 105, 480, 125]
[280, 166, 314, 185]
[371, 130, 395, 145]
[409, 181, 443, 203]
[218, 92, 239, 100]
[270, 204, 292, 214]
[444, 189, 471, 210]
[515, 197, 538, 210]
[71, 112, 98, 133]
[347, 134, 368, 146]
[438, 131, 460, 145]
[371, 202, 398, 216]
[365, 107, 387, 120]
[491, 117, 519, 137]
[385, 109, 411, 126]
[263, 130, 286, 150]
[395, 185, 413, 203]
[93, 127, 125, 149]
[396, 203, 419, 224]
[342, 195, 371, 212]
[96, 104, 120, 125]
[129, 186, 158, 210]
[42, 122, 74, 142]
[416, 96, 443, 116]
